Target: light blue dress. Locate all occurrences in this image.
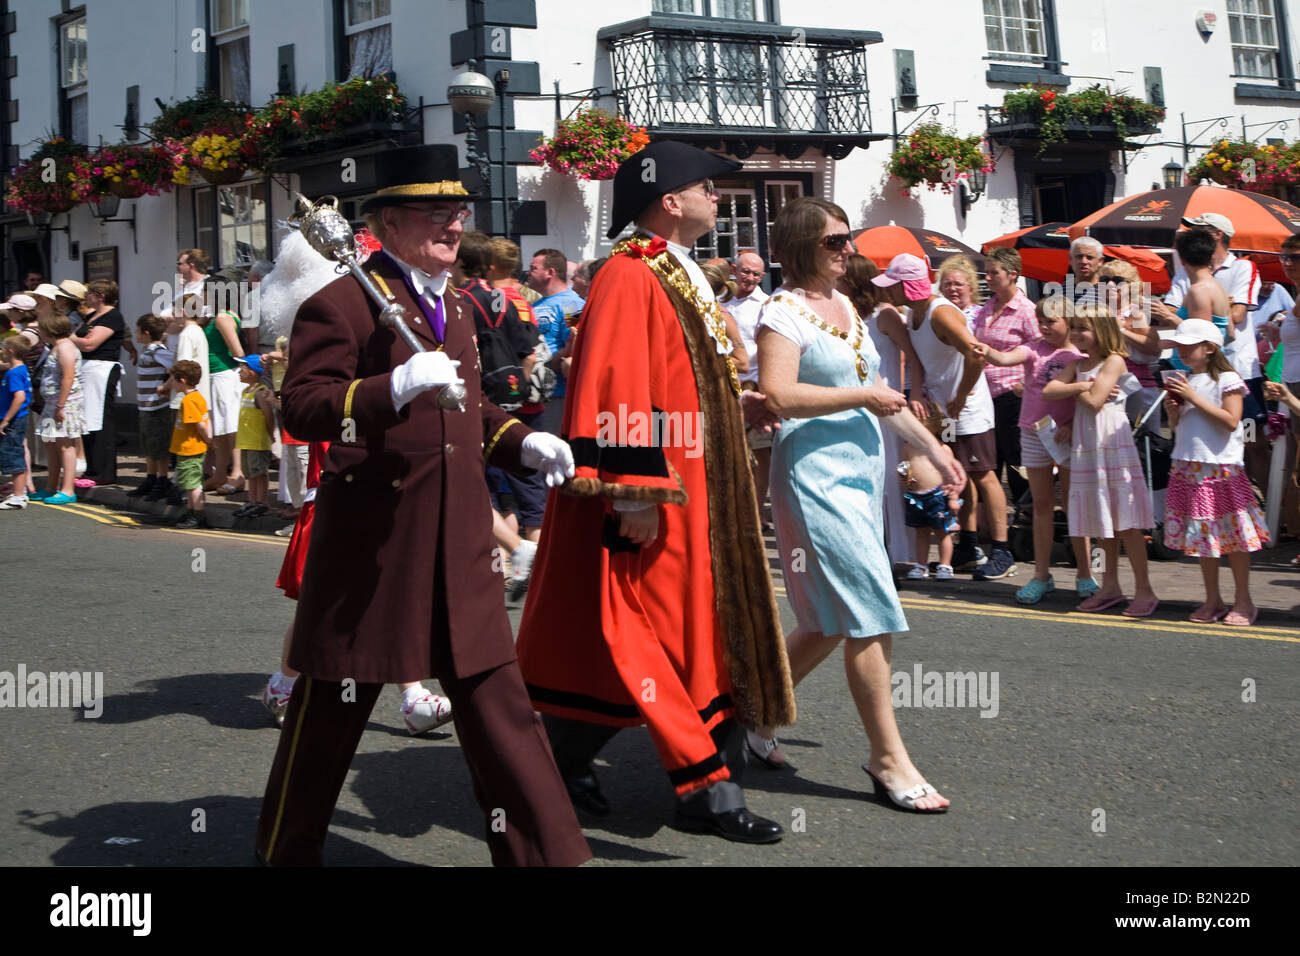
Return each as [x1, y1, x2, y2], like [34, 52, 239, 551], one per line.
[767, 301, 909, 639]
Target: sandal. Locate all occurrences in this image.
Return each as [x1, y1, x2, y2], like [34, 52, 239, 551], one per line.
[1189, 606, 1229, 624]
[1077, 594, 1125, 613]
[1122, 597, 1160, 618]
[1015, 577, 1055, 604]
[746, 730, 787, 769]
[1075, 577, 1101, 599]
[863, 766, 949, 814]
[215, 480, 245, 496]
[1223, 608, 1259, 627]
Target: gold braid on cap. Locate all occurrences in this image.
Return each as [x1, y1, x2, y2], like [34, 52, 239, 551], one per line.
[373, 182, 469, 197]
[611, 236, 741, 396]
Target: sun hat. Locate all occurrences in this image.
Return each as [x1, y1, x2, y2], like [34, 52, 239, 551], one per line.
[31, 283, 65, 301]
[1162, 318, 1225, 348]
[58, 279, 88, 300]
[870, 253, 933, 301]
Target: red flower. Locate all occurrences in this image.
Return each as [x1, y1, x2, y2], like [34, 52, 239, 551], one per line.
[623, 236, 668, 259]
[355, 228, 382, 261]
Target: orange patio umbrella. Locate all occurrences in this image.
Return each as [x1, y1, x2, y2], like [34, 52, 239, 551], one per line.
[983, 222, 1171, 293]
[850, 224, 985, 276]
[1068, 185, 1300, 283]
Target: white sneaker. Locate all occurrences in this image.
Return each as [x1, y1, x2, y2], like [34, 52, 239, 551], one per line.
[261, 679, 292, 726]
[75, 458, 87, 477]
[402, 692, 454, 735]
[933, 564, 955, 580]
[905, 564, 929, 579]
[508, 539, 537, 600]
[0, 494, 29, 510]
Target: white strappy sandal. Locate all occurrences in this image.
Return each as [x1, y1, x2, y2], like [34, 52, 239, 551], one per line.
[863, 766, 949, 813]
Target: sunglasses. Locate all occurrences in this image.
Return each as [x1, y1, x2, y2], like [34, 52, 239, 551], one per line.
[1280, 254, 1298, 266]
[399, 204, 472, 225]
[822, 233, 853, 252]
[1099, 275, 1125, 284]
[677, 179, 718, 198]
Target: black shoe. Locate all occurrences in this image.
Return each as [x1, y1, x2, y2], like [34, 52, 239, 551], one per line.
[951, 544, 987, 572]
[145, 478, 172, 502]
[563, 772, 610, 817]
[173, 510, 205, 530]
[973, 547, 1017, 581]
[126, 475, 157, 498]
[674, 807, 783, 844]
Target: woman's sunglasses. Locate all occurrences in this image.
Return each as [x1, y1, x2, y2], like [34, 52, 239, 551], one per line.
[1280, 254, 1298, 267]
[822, 233, 853, 251]
[1099, 275, 1126, 284]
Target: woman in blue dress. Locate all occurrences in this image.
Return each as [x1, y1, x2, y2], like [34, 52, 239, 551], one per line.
[750, 198, 963, 812]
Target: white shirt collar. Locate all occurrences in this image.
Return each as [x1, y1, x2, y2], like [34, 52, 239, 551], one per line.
[635, 228, 715, 302]
[385, 250, 450, 299]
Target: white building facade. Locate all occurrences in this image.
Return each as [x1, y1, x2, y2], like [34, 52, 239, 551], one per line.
[4, 0, 1300, 317]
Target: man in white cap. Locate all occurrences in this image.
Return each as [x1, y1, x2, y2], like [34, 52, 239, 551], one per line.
[1157, 213, 1267, 487]
[874, 253, 1016, 580]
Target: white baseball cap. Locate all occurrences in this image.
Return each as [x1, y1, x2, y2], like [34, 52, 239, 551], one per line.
[1161, 318, 1224, 348]
[1180, 212, 1235, 238]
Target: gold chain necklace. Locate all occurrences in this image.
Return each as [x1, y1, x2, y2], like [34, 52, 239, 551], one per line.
[770, 292, 869, 382]
[612, 237, 741, 396]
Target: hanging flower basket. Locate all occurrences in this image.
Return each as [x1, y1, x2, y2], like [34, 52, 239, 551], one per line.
[77, 142, 181, 201]
[529, 108, 650, 181]
[1186, 139, 1300, 194]
[197, 165, 246, 185]
[887, 123, 994, 195]
[3, 137, 92, 215]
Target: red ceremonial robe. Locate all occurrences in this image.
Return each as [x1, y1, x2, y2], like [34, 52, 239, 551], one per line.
[516, 239, 794, 797]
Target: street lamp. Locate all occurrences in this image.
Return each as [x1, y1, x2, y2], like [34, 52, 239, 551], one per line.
[1162, 161, 1184, 190]
[447, 70, 496, 197]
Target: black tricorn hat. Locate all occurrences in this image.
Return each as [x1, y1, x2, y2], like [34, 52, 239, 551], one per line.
[360, 144, 477, 214]
[606, 141, 743, 239]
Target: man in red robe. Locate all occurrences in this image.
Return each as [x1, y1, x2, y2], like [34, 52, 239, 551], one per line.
[516, 142, 795, 844]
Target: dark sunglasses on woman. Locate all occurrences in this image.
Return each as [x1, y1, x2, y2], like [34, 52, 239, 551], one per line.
[822, 233, 853, 251]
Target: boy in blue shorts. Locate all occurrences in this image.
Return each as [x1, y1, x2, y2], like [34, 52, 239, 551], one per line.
[898, 431, 962, 581]
[0, 336, 33, 509]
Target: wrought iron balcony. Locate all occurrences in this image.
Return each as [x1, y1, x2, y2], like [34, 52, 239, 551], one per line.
[598, 15, 887, 159]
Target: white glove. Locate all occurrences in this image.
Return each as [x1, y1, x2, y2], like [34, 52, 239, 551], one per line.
[520, 431, 576, 487]
[390, 351, 462, 412]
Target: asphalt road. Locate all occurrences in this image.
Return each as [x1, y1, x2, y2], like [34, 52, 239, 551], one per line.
[3, 500, 1297, 867]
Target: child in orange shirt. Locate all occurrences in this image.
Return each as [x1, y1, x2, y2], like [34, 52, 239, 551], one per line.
[168, 359, 212, 529]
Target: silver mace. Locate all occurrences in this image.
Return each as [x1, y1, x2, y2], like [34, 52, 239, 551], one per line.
[287, 193, 467, 412]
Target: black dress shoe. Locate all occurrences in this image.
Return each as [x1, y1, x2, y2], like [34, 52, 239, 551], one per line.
[674, 807, 783, 844]
[563, 772, 610, 817]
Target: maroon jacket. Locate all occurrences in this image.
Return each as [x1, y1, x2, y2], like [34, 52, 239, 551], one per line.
[281, 256, 530, 682]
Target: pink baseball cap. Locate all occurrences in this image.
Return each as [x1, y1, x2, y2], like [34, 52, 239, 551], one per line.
[871, 253, 933, 301]
[0, 293, 37, 311]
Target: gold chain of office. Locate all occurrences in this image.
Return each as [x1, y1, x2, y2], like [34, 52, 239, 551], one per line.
[613, 237, 741, 396]
[768, 292, 870, 382]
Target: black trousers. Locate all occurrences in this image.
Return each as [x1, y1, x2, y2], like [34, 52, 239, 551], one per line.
[81, 363, 119, 482]
[256, 664, 590, 867]
[992, 391, 1027, 505]
[543, 714, 748, 811]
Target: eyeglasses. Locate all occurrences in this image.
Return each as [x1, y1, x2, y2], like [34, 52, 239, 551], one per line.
[821, 233, 853, 252]
[676, 179, 717, 198]
[1281, 254, 1298, 266]
[1099, 275, 1125, 284]
[398, 204, 472, 225]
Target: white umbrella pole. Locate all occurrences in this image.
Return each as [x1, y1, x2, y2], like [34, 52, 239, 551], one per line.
[1265, 429, 1287, 548]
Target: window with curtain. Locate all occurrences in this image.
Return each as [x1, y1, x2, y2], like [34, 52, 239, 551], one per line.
[60, 17, 88, 143]
[346, 0, 393, 77]
[984, 0, 1046, 61]
[213, 0, 251, 102]
[1228, 0, 1280, 79]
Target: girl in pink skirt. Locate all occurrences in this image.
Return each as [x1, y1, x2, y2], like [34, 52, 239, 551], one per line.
[1161, 319, 1268, 626]
[1043, 304, 1158, 616]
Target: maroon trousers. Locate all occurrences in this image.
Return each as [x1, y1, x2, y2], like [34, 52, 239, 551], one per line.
[256, 662, 590, 867]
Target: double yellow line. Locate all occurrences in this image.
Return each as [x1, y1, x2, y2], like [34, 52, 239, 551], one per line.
[35, 500, 287, 545]
[770, 585, 1299, 644]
